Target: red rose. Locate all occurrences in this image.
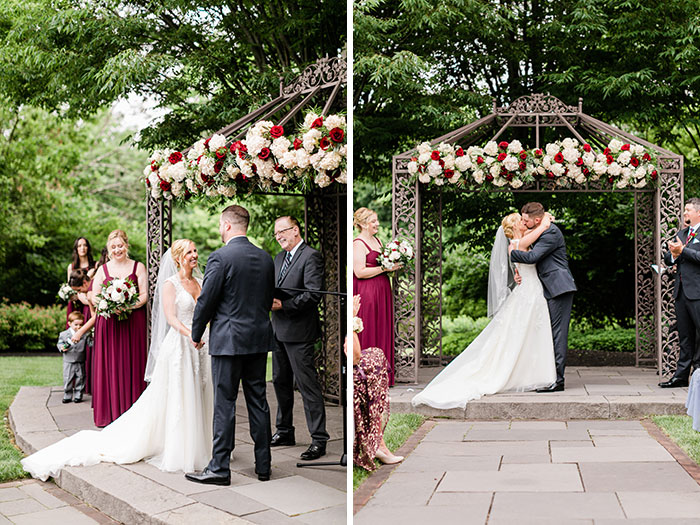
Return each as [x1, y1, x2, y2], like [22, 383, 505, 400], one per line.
[547, 172, 555, 180]
[486, 174, 494, 182]
[576, 157, 583, 167]
[320, 137, 331, 151]
[125, 281, 132, 288]
[201, 173, 209, 183]
[115, 288, 122, 293]
[519, 161, 526, 171]
[643, 152, 651, 161]
[606, 155, 614, 165]
[497, 152, 507, 162]
[534, 149, 543, 157]
[258, 148, 271, 160]
[621, 143, 630, 151]
[169, 151, 183, 164]
[274, 164, 286, 174]
[270, 125, 284, 138]
[651, 170, 658, 180]
[455, 147, 464, 157]
[329, 127, 344, 143]
[477, 156, 484, 165]
[554, 152, 564, 164]
[438, 158, 445, 168]
[215, 147, 227, 159]
[583, 144, 592, 152]
[506, 173, 514, 181]
[230, 141, 247, 154]
[251, 164, 258, 174]
[444, 169, 454, 179]
[145, 178, 151, 187]
[583, 168, 590, 176]
[311, 117, 324, 129]
[431, 151, 440, 161]
[196, 155, 203, 164]
[151, 161, 159, 171]
[204, 138, 211, 151]
[603, 147, 611, 155]
[519, 150, 527, 160]
[159, 179, 171, 191]
[214, 160, 223, 173]
[498, 141, 509, 150]
[630, 157, 639, 167]
[608, 176, 614, 183]
[293, 138, 303, 150]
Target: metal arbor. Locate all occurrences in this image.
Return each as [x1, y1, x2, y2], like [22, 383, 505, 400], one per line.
[391, 93, 683, 384]
[146, 55, 347, 402]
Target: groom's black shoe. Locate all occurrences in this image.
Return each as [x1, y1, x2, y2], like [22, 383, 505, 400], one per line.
[536, 383, 565, 393]
[659, 377, 689, 388]
[270, 432, 295, 447]
[256, 470, 271, 482]
[300, 444, 326, 460]
[185, 468, 230, 486]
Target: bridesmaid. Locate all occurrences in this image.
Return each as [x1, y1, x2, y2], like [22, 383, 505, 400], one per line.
[91, 230, 148, 427]
[66, 237, 96, 328]
[352, 207, 401, 386]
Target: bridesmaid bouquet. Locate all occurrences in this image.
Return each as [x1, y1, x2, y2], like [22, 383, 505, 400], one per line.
[377, 238, 414, 271]
[96, 277, 139, 320]
[57, 283, 77, 303]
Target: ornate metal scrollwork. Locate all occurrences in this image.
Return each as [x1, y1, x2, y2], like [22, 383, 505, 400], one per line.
[635, 192, 657, 366]
[420, 188, 443, 365]
[282, 55, 347, 97]
[146, 195, 172, 346]
[495, 93, 580, 116]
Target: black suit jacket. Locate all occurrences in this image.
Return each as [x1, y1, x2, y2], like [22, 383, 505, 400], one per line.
[272, 242, 323, 343]
[664, 226, 700, 300]
[510, 224, 577, 300]
[191, 236, 276, 356]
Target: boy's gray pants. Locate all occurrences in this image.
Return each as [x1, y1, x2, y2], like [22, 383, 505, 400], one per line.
[63, 361, 85, 399]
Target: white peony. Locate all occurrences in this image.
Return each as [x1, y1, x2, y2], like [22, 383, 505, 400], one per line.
[418, 153, 431, 164]
[302, 129, 322, 152]
[536, 166, 546, 175]
[434, 176, 445, 186]
[507, 140, 522, 154]
[449, 170, 462, 183]
[510, 178, 524, 189]
[546, 143, 560, 157]
[583, 152, 596, 166]
[593, 161, 608, 176]
[417, 142, 432, 156]
[483, 141, 499, 156]
[169, 161, 187, 182]
[489, 164, 501, 177]
[551, 163, 565, 177]
[607, 162, 622, 176]
[503, 156, 519, 172]
[171, 182, 182, 197]
[98, 299, 109, 311]
[295, 149, 311, 170]
[271, 137, 291, 159]
[608, 139, 623, 153]
[443, 156, 455, 170]
[314, 173, 332, 188]
[635, 166, 647, 179]
[633, 144, 645, 157]
[543, 156, 553, 170]
[562, 147, 579, 164]
[335, 170, 347, 184]
[200, 156, 216, 176]
[575, 173, 586, 184]
[319, 151, 342, 171]
[143, 165, 152, 177]
[473, 170, 485, 184]
[209, 134, 227, 151]
[324, 114, 345, 130]
[418, 173, 431, 184]
[617, 151, 631, 166]
[280, 151, 298, 170]
[467, 145, 483, 157]
[562, 137, 578, 149]
[568, 165, 582, 179]
[455, 156, 472, 172]
[407, 161, 418, 174]
[438, 142, 454, 156]
[493, 176, 507, 187]
[427, 161, 443, 177]
[193, 139, 206, 157]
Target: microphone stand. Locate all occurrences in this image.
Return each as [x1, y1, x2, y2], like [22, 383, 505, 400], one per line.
[276, 287, 347, 469]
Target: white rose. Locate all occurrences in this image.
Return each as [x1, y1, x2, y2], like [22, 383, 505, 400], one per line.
[562, 137, 578, 149]
[427, 161, 443, 177]
[473, 170, 485, 184]
[596, 153, 607, 163]
[418, 173, 431, 184]
[483, 141, 498, 156]
[324, 114, 345, 129]
[455, 156, 472, 172]
[304, 112, 320, 129]
[302, 129, 322, 152]
[507, 140, 522, 153]
[271, 137, 291, 159]
[617, 151, 631, 166]
[607, 162, 622, 176]
[407, 161, 418, 175]
[510, 178, 523, 189]
[545, 143, 560, 157]
[583, 152, 596, 166]
[609, 139, 623, 153]
[562, 147, 579, 164]
[417, 142, 432, 156]
[503, 156, 519, 172]
[489, 163, 501, 177]
[593, 161, 608, 175]
[418, 153, 430, 164]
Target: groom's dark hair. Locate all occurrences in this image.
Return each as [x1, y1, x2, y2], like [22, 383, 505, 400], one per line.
[222, 205, 250, 230]
[521, 202, 545, 218]
[687, 198, 700, 211]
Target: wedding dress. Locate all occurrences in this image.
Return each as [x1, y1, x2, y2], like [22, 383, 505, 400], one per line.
[22, 275, 214, 481]
[412, 258, 556, 410]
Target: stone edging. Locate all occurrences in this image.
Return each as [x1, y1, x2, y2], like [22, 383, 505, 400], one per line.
[641, 417, 700, 486]
[352, 419, 436, 515]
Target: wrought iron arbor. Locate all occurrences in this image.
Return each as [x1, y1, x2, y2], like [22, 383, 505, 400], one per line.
[391, 94, 683, 384]
[147, 55, 347, 402]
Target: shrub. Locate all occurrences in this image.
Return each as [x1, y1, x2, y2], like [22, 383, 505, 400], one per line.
[0, 300, 65, 353]
[568, 327, 635, 352]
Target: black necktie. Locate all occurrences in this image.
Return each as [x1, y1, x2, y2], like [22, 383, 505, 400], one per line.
[278, 252, 292, 285]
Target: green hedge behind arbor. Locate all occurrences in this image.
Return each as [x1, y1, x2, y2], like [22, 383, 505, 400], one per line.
[0, 301, 65, 353]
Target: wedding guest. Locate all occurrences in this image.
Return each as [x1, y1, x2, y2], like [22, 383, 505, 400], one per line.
[660, 198, 700, 388]
[57, 311, 90, 404]
[91, 229, 148, 427]
[270, 216, 329, 460]
[353, 207, 400, 386]
[66, 237, 96, 327]
[352, 295, 403, 471]
[68, 269, 95, 394]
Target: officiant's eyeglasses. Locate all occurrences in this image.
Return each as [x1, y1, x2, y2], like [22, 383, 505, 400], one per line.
[274, 226, 294, 237]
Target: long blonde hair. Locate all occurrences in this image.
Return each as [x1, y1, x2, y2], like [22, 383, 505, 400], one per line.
[353, 207, 376, 231]
[170, 239, 195, 269]
[501, 213, 521, 240]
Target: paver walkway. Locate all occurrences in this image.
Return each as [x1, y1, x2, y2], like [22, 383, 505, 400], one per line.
[10, 384, 346, 524]
[355, 419, 700, 524]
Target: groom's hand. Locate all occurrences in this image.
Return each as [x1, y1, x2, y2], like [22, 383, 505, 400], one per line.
[670, 237, 683, 258]
[513, 269, 522, 285]
[271, 298, 283, 311]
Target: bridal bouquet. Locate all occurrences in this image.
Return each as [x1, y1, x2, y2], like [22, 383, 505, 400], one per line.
[377, 239, 414, 271]
[95, 277, 139, 320]
[57, 283, 77, 303]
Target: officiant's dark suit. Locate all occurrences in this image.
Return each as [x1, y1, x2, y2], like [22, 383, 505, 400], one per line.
[511, 222, 576, 388]
[662, 215, 700, 386]
[189, 205, 276, 484]
[270, 216, 329, 460]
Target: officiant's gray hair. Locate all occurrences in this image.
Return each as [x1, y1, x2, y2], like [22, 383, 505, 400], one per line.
[687, 198, 700, 211]
[221, 205, 250, 231]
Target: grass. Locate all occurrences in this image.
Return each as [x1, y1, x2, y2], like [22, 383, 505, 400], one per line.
[652, 415, 700, 465]
[0, 356, 62, 482]
[353, 412, 425, 491]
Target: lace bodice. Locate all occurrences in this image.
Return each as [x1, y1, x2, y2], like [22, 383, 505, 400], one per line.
[166, 275, 199, 328]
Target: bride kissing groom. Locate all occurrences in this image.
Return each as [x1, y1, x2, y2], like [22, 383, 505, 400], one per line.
[412, 202, 576, 410]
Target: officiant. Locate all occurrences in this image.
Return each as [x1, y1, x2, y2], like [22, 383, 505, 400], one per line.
[270, 216, 329, 461]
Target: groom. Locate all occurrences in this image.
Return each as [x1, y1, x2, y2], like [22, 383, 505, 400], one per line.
[186, 205, 276, 484]
[510, 202, 577, 392]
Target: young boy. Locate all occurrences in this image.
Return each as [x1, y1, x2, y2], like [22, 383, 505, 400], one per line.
[57, 311, 90, 403]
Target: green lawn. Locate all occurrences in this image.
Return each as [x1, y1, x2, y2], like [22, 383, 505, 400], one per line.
[353, 413, 425, 491]
[652, 415, 700, 465]
[0, 356, 63, 482]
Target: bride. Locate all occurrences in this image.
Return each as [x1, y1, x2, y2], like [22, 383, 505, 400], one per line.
[22, 239, 214, 481]
[411, 213, 557, 409]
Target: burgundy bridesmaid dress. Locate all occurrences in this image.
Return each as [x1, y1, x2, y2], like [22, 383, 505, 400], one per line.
[92, 261, 147, 427]
[353, 238, 395, 386]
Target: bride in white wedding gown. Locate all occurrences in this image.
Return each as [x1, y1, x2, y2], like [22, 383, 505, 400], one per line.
[22, 239, 214, 481]
[412, 213, 557, 410]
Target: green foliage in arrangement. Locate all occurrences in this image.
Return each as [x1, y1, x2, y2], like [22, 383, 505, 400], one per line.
[0, 301, 65, 353]
[0, 356, 62, 482]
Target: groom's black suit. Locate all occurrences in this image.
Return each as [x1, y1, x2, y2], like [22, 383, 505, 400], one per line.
[511, 224, 576, 386]
[191, 236, 276, 477]
[663, 225, 700, 381]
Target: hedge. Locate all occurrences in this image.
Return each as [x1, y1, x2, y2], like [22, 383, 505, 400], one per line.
[0, 300, 65, 353]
